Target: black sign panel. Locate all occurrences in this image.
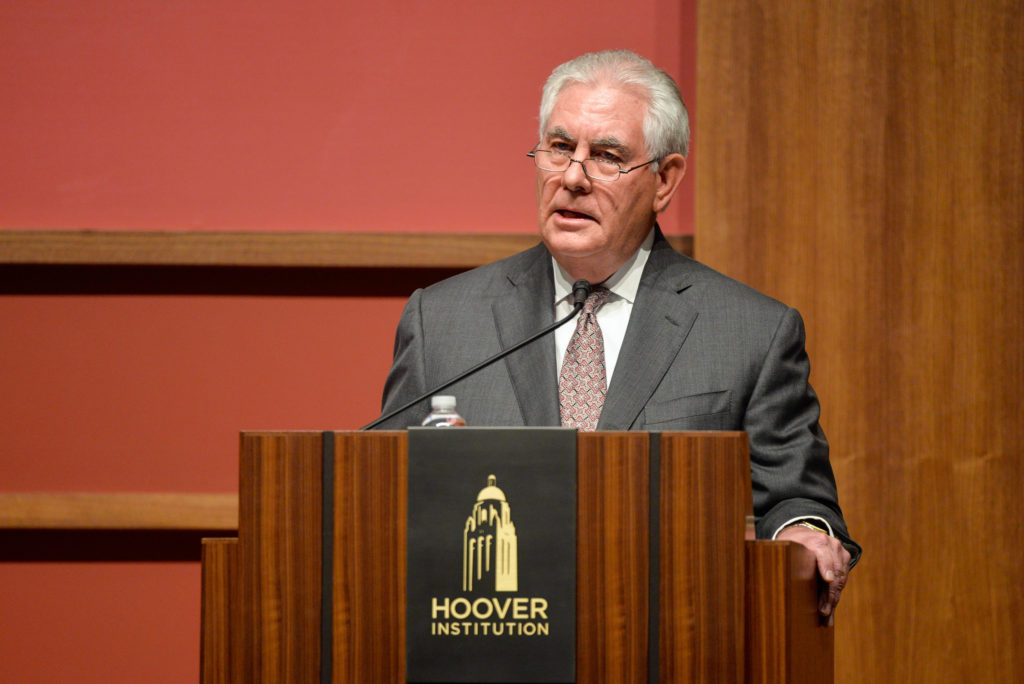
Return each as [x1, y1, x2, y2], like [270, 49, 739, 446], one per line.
[407, 428, 577, 683]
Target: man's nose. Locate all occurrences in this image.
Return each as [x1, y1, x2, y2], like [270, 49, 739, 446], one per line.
[561, 157, 592, 192]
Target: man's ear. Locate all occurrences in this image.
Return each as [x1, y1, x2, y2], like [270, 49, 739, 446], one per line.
[652, 153, 687, 214]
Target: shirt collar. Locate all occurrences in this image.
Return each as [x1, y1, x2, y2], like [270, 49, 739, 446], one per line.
[552, 228, 655, 306]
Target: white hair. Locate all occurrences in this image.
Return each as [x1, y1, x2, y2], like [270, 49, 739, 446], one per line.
[538, 49, 690, 166]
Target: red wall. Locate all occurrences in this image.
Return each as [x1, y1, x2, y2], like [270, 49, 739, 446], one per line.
[0, 2, 696, 681]
[0, 1, 696, 234]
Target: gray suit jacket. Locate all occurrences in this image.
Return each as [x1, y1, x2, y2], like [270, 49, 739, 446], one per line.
[379, 231, 860, 562]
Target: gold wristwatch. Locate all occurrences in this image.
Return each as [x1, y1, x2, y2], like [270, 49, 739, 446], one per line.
[794, 520, 829, 535]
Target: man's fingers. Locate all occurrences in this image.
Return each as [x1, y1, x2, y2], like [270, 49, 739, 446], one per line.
[775, 525, 852, 619]
[816, 541, 850, 617]
[819, 572, 845, 616]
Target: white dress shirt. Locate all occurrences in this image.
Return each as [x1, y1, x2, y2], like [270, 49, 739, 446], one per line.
[552, 228, 655, 387]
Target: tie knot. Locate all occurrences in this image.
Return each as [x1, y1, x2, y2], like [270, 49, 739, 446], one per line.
[582, 286, 611, 315]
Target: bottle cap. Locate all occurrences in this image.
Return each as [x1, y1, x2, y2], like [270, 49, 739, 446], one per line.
[430, 395, 457, 410]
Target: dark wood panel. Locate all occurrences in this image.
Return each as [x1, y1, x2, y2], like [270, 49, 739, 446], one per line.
[331, 431, 407, 683]
[576, 432, 650, 684]
[659, 432, 750, 682]
[745, 541, 832, 684]
[238, 431, 322, 682]
[201, 538, 240, 684]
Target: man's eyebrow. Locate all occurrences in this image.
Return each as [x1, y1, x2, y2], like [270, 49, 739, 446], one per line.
[544, 126, 575, 143]
[543, 129, 632, 156]
[591, 136, 631, 156]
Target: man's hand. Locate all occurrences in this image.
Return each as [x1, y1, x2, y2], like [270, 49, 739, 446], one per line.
[775, 524, 851, 624]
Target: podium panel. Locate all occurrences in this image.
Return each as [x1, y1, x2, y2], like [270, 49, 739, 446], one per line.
[201, 430, 830, 683]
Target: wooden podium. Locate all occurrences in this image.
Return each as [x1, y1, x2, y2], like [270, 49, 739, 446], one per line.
[201, 430, 831, 683]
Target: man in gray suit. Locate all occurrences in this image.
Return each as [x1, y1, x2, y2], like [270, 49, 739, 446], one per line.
[378, 50, 859, 618]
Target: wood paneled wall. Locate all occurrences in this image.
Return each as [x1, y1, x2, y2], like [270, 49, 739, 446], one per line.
[696, 2, 1023, 682]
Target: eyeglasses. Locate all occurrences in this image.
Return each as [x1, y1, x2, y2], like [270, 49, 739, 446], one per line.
[527, 146, 660, 182]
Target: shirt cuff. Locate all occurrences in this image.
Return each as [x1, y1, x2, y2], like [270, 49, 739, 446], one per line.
[771, 515, 835, 540]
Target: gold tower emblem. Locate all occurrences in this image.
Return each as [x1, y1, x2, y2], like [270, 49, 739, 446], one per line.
[463, 475, 518, 592]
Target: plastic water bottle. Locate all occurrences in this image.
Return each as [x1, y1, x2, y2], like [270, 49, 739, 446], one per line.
[421, 395, 467, 427]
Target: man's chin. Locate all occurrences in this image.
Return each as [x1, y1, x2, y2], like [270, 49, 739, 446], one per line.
[540, 229, 604, 262]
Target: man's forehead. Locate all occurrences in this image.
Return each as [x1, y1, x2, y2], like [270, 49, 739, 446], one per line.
[543, 82, 646, 146]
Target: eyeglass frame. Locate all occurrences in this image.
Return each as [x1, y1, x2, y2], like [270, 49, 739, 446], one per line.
[527, 145, 661, 182]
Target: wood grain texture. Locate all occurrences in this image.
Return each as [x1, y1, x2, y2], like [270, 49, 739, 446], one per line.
[659, 432, 751, 683]
[201, 538, 240, 684]
[0, 493, 237, 530]
[576, 431, 650, 684]
[0, 230, 692, 268]
[745, 541, 832, 684]
[238, 431, 322, 683]
[697, 2, 1024, 681]
[331, 431, 407, 683]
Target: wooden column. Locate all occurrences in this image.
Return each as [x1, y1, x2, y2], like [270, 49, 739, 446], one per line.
[697, 1, 1024, 681]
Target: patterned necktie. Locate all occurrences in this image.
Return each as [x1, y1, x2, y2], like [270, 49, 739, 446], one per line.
[559, 286, 612, 431]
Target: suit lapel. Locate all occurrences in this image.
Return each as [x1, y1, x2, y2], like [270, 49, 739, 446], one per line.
[491, 246, 561, 425]
[598, 235, 700, 430]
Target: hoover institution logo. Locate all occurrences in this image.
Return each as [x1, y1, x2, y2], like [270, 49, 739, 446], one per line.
[431, 475, 550, 637]
[406, 428, 576, 682]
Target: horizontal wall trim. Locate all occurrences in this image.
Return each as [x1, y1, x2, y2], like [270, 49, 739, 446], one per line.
[1, 230, 693, 269]
[0, 230, 693, 295]
[0, 493, 237, 560]
[1, 231, 542, 268]
[0, 493, 238, 531]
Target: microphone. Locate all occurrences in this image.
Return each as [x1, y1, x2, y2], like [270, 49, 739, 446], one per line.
[571, 279, 591, 307]
[361, 279, 593, 430]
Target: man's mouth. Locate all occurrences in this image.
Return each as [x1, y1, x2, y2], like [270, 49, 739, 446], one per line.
[556, 209, 595, 221]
